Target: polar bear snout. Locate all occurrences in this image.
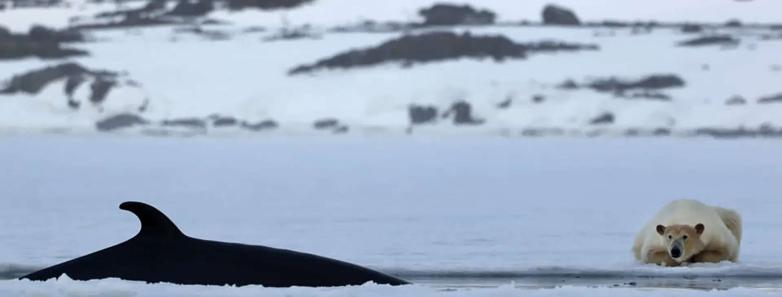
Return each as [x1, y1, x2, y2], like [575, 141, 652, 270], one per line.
[669, 241, 684, 259]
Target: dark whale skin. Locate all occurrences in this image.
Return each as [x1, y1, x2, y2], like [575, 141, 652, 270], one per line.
[21, 202, 409, 287]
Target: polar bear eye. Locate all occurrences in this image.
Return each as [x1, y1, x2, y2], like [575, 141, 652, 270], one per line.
[683, 235, 688, 240]
[668, 235, 672, 239]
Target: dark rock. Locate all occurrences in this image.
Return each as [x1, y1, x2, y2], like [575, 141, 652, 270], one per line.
[693, 126, 782, 138]
[75, 2, 174, 31]
[64, 74, 86, 97]
[418, 3, 496, 26]
[90, 0, 206, 29]
[1, 63, 89, 94]
[168, 0, 214, 17]
[497, 97, 512, 109]
[290, 32, 596, 74]
[725, 19, 742, 27]
[532, 95, 545, 103]
[758, 93, 782, 104]
[557, 79, 579, 90]
[588, 74, 685, 93]
[590, 112, 615, 125]
[291, 32, 522, 74]
[560, 75, 683, 100]
[681, 24, 703, 33]
[74, 19, 173, 30]
[726, 96, 747, 105]
[212, 116, 238, 127]
[162, 118, 208, 129]
[521, 127, 565, 137]
[313, 118, 340, 129]
[443, 101, 483, 125]
[542, 4, 580, 26]
[95, 0, 166, 18]
[96, 113, 148, 131]
[678, 35, 739, 47]
[0, 26, 10, 37]
[653, 128, 671, 136]
[1, 63, 124, 108]
[599, 20, 632, 28]
[200, 19, 226, 25]
[176, 26, 231, 41]
[67, 98, 80, 109]
[138, 99, 149, 113]
[409, 105, 438, 124]
[228, 0, 312, 10]
[89, 77, 116, 104]
[525, 40, 598, 52]
[623, 91, 671, 101]
[11, 0, 63, 8]
[331, 20, 413, 34]
[28, 26, 82, 42]
[263, 27, 319, 42]
[334, 126, 349, 134]
[241, 120, 278, 131]
[0, 26, 87, 59]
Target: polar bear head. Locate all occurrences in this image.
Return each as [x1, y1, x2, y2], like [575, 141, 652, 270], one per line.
[656, 224, 706, 263]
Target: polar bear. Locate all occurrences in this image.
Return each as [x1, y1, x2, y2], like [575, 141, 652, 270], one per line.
[632, 199, 741, 266]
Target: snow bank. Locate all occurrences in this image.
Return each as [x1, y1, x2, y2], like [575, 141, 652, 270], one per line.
[1, 276, 781, 297]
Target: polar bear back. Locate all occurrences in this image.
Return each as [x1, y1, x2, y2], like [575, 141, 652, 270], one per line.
[651, 200, 734, 246]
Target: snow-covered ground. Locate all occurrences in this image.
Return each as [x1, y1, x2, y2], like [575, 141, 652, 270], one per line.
[1, 136, 781, 295]
[1, 1, 782, 135]
[1, 25, 781, 135]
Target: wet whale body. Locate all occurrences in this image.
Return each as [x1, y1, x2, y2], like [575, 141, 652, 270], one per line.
[21, 201, 409, 287]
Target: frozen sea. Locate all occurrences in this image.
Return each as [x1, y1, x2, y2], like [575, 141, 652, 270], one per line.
[1, 135, 781, 296]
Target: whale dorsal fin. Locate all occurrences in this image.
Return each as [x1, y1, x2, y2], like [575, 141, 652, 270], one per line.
[120, 201, 185, 239]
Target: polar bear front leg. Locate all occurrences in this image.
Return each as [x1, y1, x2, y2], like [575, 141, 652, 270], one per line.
[692, 250, 726, 263]
[647, 249, 679, 267]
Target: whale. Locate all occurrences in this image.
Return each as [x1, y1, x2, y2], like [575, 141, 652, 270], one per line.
[21, 201, 409, 287]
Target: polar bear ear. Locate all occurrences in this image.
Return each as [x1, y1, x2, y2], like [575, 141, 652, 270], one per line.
[695, 223, 705, 235]
[656, 225, 666, 235]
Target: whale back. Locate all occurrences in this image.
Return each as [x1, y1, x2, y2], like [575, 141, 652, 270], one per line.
[21, 201, 410, 287]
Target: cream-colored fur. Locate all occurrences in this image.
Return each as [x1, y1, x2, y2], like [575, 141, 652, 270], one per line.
[632, 199, 742, 266]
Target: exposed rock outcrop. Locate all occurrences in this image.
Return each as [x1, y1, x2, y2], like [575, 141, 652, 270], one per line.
[313, 118, 348, 133]
[419, 3, 495, 26]
[96, 113, 149, 131]
[0, 25, 86, 59]
[758, 93, 782, 104]
[589, 74, 684, 93]
[443, 101, 483, 125]
[560, 74, 685, 100]
[590, 112, 615, 125]
[168, 0, 214, 17]
[542, 4, 580, 26]
[1, 63, 146, 111]
[241, 120, 278, 131]
[409, 105, 438, 124]
[678, 35, 739, 47]
[228, 0, 312, 10]
[290, 32, 597, 74]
